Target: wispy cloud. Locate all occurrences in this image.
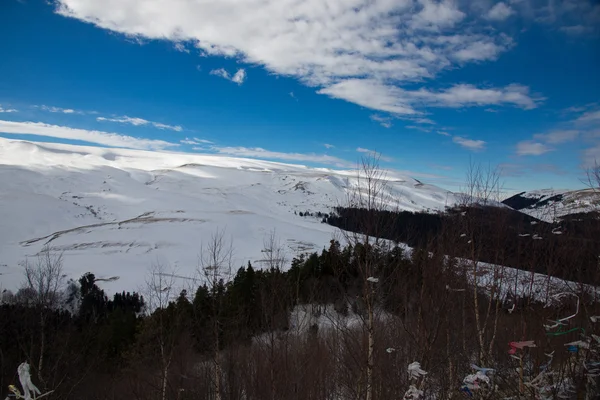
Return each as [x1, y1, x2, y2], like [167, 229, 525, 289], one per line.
[560, 25, 594, 35]
[485, 2, 514, 21]
[320, 81, 542, 115]
[181, 137, 213, 145]
[38, 105, 85, 114]
[429, 163, 453, 171]
[0, 106, 17, 113]
[516, 140, 553, 156]
[564, 103, 598, 114]
[323, 143, 335, 149]
[406, 125, 432, 133]
[518, 105, 600, 162]
[210, 68, 247, 85]
[576, 109, 600, 124]
[55, 0, 540, 115]
[210, 146, 352, 167]
[0, 120, 177, 150]
[437, 130, 451, 136]
[174, 42, 190, 53]
[583, 144, 600, 167]
[370, 114, 392, 128]
[452, 136, 486, 151]
[533, 130, 579, 144]
[499, 163, 566, 177]
[356, 147, 394, 162]
[97, 115, 182, 132]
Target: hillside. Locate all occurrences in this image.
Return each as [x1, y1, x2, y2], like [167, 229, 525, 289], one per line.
[0, 138, 460, 293]
[502, 188, 599, 221]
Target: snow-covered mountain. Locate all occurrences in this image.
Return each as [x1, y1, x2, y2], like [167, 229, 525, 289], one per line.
[502, 188, 599, 221]
[0, 138, 460, 293]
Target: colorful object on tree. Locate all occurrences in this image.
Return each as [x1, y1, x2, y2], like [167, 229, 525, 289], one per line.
[407, 362, 427, 380]
[545, 326, 584, 336]
[402, 362, 427, 400]
[470, 364, 495, 375]
[459, 385, 473, 397]
[17, 362, 40, 400]
[565, 340, 590, 349]
[508, 340, 536, 354]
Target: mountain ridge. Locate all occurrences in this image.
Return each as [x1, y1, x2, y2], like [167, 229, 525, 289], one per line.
[0, 138, 460, 293]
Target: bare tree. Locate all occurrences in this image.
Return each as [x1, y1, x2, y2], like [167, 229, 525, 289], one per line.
[144, 260, 177, 400]
[197, 228, 233, 400]
[458, 160, 503, 207]
[336, 154, 397, 400]
[455, 162, 509, 366]
[257, 230, 289, 400]
[583, 160, 600, 192]
[21, 246, 65, 387]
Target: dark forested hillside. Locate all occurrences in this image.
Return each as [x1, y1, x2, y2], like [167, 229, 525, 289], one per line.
[325, 205, 600, 284]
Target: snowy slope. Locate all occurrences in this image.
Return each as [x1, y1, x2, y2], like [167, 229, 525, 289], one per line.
[0, 138, 460, 293]
[502, 188, 599, 221]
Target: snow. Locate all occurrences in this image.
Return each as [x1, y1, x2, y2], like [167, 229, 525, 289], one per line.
[0, 138, 460, 293]
[508, 188, 599, 221]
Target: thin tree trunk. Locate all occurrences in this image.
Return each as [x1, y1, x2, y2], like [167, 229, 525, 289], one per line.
[38, 313, 46, 387]
[214, 322, 222, 400]
[366, 304, 374, 400]
[472, 262, 485, 364]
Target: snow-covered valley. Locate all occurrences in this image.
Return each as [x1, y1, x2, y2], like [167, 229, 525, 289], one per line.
[0, 138, 459, 293]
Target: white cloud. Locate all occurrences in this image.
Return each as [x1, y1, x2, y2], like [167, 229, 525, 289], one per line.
[437, 130, 451, 136]
[210, 68, 246, 85]
[583, 144, 600, 167]
[486, 2, 514, 21]
[533, 1, 600, 35]
[406, 125, 432, 132]
[39, 105, 83, 114]
[370, 114, 393, 128]
[0, 106, 17, 113]
[54, 0, 525, 114]
[0, 120, 177, 150]
[319, 80, 418, 115]
[533, 130, 579, 144]
[413, 117, 436, 125]
[453, 40, 509, 62]
[323, 143, 335, 149]
[174, 42, 190, 53]
[576, 109, 600, 124]
[452, 136, 485, 151]
[231, 69, 247, 84]
[409, 0, 465, 30]
[559, 25, 594, 35]
[97, 115, 183, 131]
[411, 84, 542, 109]
[356, 147, 394, 162]
[321, 80, 541, 114]
[181, 137, 213, 145]
[211, 146, 352, 167]
[516, 140, 553, 156]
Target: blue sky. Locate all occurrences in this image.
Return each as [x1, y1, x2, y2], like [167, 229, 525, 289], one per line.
[1, 0, 599, 193]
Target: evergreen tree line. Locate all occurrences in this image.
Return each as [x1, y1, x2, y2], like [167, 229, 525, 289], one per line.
[325, 205, 600, 284]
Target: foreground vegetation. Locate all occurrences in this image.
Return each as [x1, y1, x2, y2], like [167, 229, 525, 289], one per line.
[2, 160, 600, 399]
